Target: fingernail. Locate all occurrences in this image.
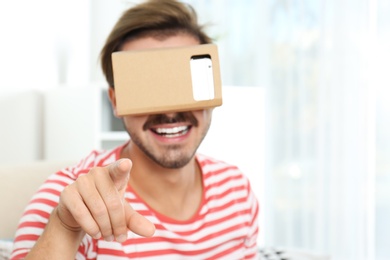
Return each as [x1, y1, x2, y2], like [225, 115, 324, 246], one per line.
[116, 234, 127, 243]
[105, 235, 114, 242]
[116, 159, 127, 169]
[93, 232, 102, 239]
[116, 159, 124, 165]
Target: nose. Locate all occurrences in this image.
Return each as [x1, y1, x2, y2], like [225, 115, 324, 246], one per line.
[164, 112, 178, 118]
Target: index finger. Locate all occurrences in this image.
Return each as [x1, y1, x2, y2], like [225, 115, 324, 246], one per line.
[106, 159, 132, 193]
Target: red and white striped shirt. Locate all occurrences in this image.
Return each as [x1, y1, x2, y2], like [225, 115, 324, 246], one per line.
[11, 144, 259, 260]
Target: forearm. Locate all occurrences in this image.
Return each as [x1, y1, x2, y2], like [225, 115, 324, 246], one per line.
[25, 207, 85, 260]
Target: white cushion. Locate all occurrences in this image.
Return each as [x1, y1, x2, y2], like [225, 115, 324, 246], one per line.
[0, 160, 75, 240]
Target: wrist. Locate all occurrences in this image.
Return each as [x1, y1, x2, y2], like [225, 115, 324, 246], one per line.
[25, 207, 85, 260]
[54, 207, 83, 233]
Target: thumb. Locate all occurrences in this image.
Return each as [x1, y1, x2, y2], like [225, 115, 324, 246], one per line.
[107, 159, 132, 193]
[125, 202, 156, 237]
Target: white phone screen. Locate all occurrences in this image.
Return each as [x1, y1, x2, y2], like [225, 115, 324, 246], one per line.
[190, 55, 214, 101]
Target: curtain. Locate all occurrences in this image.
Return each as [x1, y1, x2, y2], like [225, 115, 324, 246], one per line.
[374, 0, 390, 258]
[267, 0, 375, 258]
[266, 1, 390, 259]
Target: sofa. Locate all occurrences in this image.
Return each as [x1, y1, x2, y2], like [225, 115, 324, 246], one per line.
[0, 160, 75, 259]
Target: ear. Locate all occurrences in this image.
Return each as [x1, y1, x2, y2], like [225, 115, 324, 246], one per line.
[108, 87, 121, 118]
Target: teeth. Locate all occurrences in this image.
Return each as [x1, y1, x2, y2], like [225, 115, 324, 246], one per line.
[154, 126, 189, 138]
[155, 126, 188, 135]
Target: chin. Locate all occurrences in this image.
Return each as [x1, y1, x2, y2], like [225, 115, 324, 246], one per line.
[152, 151, 195, 169]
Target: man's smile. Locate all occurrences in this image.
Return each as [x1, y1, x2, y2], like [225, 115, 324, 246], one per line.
[151, 125, 191, 138]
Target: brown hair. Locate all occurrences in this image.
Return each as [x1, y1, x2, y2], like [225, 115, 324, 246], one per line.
[100, 0, 213, 88]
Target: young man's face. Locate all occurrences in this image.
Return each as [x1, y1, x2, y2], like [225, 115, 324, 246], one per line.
[110, 34, 213, 169]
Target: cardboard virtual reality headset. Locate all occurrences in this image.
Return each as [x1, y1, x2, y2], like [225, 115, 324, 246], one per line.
[112, 44, 222, 116]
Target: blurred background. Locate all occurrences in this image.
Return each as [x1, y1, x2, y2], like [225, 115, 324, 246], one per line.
[0, 0, 389, 259]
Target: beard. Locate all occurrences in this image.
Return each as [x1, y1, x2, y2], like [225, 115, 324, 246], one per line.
[132, 141, 196, 168]
[125, 112, 210, 169]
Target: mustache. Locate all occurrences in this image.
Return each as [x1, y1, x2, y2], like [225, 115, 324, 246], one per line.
[143, 112, 198, 130]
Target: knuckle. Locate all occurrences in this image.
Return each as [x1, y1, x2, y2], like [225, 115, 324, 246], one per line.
[61, 184, 71, 196]
[88, 167, 98, 175]
[89, 167, 105, 177]
[86, 226, 101, 237]
[76, 174, 90, 186]
[92, 205, 107, 219]
[106, 198, 123, 212]
[71, 206, 87, 220]
[81, 220, 100, 237]
[60, 184, 76, 202]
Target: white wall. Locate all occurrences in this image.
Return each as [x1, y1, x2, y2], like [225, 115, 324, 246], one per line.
[0, 0, 144, 95]
[0, 91, 43, 163]
[0, 0, 92, 93]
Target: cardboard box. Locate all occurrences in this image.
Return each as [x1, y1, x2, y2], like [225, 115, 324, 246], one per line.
[112, 44, 222, 115]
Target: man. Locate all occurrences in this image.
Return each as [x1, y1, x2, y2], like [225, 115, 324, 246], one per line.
[11, 0, 259, 259]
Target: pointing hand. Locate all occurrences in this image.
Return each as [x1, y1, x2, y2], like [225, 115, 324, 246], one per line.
[57, 159, 155, 242]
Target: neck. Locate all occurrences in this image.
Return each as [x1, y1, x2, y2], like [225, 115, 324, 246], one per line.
[121, 141, 203, 220]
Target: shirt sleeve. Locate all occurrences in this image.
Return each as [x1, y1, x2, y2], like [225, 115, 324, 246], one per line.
[9, 168, 90, 259]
